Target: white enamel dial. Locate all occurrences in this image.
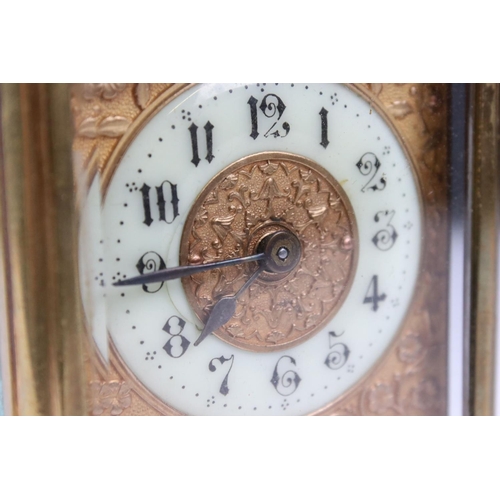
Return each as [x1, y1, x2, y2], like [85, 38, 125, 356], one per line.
[79, 83, 422, 415]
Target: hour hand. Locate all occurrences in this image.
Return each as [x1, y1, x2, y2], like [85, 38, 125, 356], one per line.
[194, 230, 303, 346]
[194, 265, 264, 346]
[113, 253, 265, 287]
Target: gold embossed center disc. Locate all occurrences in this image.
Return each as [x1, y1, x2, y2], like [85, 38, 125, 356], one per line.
[180, 152, 358, 352]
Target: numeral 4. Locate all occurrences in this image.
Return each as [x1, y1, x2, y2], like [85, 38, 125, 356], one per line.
[363, 275, 387, 312]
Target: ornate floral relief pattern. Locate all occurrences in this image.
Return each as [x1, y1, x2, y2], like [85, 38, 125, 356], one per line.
[134, 83, 153, 110]
[71, 83, 173, 188]
[181, 155, 358, 352]
[86, 354, 165, 416]
[90, 380, 131, 416]
[83, 83, 127, 100]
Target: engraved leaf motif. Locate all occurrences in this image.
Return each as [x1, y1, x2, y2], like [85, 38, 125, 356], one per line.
[90, 380, 131, 416]
[193, 207, 209, 228]
[266, 331, 286, 344]
[135, 83, 152, 110]
[307, 205, 327, 219]
[211, 215, 236, 241]
[226, 324, 245, 338]
[77, 116, 98, 138]
[220, 174, 239, 190]
[101, 83, 127, 100]
[83, 83, 127, 100]
[98, 116, 132, 137]
[388, 101, 414, 119]
[259, 161, 279, 175]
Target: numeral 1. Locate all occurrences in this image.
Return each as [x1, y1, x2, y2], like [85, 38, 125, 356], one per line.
[248, 96, 259, 139]
[319, 107, 329, 148]
[189, 121, 215, 167]
[363, 275, 387, 312]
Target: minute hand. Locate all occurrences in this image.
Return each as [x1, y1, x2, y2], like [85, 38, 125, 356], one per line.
[113, 253, 265, 287]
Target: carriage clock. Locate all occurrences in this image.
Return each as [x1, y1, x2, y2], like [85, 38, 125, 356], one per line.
[0, 83, 498, 416]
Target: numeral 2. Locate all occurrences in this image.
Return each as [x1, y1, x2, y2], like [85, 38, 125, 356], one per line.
[356, 153, 386, 192]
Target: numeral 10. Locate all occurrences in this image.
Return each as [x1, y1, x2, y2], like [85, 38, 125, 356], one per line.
[140, 181, 179, 227]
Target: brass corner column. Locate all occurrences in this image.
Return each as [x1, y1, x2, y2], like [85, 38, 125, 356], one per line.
[0, 84, 86, 415]
[466, 83, 500, 416]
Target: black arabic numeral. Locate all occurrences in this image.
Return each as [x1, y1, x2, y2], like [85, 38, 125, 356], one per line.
[372, 210, 398, 251]
[271, 355, 301, 396]
[248, 93, 290, 139]
[248, 96, 259, 139]
[140, 183, 153, 226]
[140, 181, 179, 226]
[356, 152, 386, 192]
[319, 107, 329, 148]
[328, 330, 345, 346]
[325, 343, 350, 370]
[363, 275, 387, 312]
[156, 181, 180, 223]
[189, 121, 215, 167]
[136, 251, 166, 293]
[162, 315, 190, 358]
[204, 121, 214, 163]
[188, 123, 200, 166]
[209, 355, 234, 396]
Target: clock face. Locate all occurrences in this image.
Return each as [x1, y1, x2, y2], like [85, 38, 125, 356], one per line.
[79, 83, 422, 415]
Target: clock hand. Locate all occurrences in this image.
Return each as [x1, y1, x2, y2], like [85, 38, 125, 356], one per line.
[113, 253, 265, 287]
[194, 264, 264, 346]
[193, 230, 303, 346]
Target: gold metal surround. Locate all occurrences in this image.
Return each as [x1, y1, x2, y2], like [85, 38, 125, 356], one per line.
[71, 83, 450, 416]
[0, 84, 86, 415]
[180, 152, 358, 352]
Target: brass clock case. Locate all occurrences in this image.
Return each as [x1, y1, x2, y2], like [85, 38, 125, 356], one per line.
[68, 83, 450, 416]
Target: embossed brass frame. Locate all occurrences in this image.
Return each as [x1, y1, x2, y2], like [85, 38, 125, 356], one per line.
[73, 83, 450, 416]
